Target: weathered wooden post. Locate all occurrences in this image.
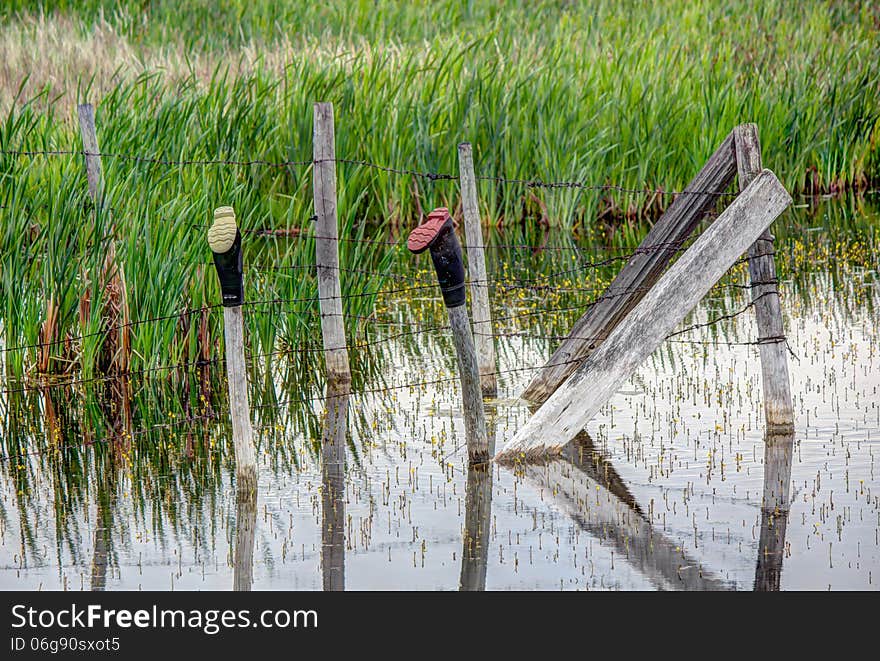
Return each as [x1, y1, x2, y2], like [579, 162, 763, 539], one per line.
[734, 124, 794, 431]
[313, 102, 351, 387]
[77, 104, 104, 202]
[77, 102, 131, 376]
[208, 206, 257, 485]
[754, 429, 794, 591]
[322, 385, 349, 591]
[408, 208, 489, 464]
[458, 142, 497, 397]
[497, 170, 792, 460]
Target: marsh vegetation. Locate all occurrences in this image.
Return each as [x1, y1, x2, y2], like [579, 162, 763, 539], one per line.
[0, 1, 878, 590]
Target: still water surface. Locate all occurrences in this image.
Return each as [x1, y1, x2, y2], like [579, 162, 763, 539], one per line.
[1, 196, 878, 590]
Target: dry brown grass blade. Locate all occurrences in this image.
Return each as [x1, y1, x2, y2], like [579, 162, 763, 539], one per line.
[38, 296, 59, 374]
[97, 243, 131, 376]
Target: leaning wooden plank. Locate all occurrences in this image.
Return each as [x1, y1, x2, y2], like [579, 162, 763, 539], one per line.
[497, 169, 792, 461]
[521, 131, 737, 405]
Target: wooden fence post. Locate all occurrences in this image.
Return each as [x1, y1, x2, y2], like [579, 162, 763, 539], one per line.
[458, 142, 497, 396]
[408, 208, 489, 464]
[497, 170, 792, 461]
[521, 131, 738, 405]
[77, 104, 104, 202]
[77, 102, 131, 375]
[313, 102, 351, 387]
[208, 206, 257, 484]
[734, 124, 794, 431]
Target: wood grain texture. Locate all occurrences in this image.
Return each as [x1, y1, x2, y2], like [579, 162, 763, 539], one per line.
[521, 131, 738, 404]
[77, 104, 103, 203]
[313, 102, 351, 386]
[497, 169, 792, 461]
[458, 142, 497, 396]
[734, 123, 794, 431]
[449, 304, 489, 464]
[223, 306, 257, 478]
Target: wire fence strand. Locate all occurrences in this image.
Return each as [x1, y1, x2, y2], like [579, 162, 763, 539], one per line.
[2, 148, 740, 197]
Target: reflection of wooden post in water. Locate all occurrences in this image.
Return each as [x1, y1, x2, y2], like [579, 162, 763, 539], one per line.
[322, 386, 349, 591]
[233, 481, 258, 591]
[89, 376, 132, 591]
[754, 430, 794, 591]
[90, 488, 111, 591]
[459, 464, 493, 591]
[517, 432, 729, 590]
[459, 404, 496, 590]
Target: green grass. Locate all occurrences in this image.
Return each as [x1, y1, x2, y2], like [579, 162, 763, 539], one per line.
[0, 0, 878, 386]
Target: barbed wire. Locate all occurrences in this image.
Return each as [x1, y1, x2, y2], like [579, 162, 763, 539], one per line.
[2, 148, 740, 198]
[1, 276, 782, 398]
[0, 243, 672, 357]
[248, 297, 779, 412]
[0, 305, 794, 464]
[0, 281, 647, 391]
[0, 239, 780, 370]
[1, 149, 313, 169]
[0, 283, 791, 462]
[0, 304, 220, 356]
[0, 146, 797, 459]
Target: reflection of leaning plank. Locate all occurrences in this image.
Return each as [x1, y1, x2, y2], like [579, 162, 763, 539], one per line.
[519, 434, 730, 591]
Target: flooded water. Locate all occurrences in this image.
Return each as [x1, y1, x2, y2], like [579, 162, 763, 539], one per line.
[1, 195, 878, 591]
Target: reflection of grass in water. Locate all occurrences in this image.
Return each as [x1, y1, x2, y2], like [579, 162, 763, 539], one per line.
[1, 196, 878, 568]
